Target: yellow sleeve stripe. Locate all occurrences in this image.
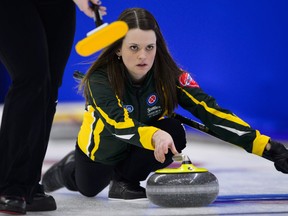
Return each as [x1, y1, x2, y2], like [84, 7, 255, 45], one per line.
[178, 86, 250, 127]
[252, 130, 270, 156]
[91, 117, 105, 160]
[138, 126, 159, 150]
[88, 81, 135, 129]
[77, 105, 106, 160]
[77, 106, 96, 156]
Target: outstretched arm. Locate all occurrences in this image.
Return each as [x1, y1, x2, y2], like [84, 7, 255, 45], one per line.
[173, 113, 288, 174]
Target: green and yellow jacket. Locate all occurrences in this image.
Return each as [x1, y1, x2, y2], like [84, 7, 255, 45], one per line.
[77, 68, 270, 165]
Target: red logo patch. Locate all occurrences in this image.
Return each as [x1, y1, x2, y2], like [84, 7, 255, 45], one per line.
[147, 94, 158, 106]
[179, 72, 199, 88]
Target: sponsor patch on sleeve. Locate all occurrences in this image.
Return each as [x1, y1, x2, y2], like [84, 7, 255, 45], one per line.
[179, 72, 199, 88]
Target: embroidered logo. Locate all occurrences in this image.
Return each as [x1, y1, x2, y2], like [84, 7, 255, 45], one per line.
[147, 106, 162, 118]
[123, 105, 134, 113]
[179, 72, 199, 88]
[147, 94, 158, 106]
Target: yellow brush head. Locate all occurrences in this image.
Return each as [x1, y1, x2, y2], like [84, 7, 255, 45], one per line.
[75, 21, 128, 57]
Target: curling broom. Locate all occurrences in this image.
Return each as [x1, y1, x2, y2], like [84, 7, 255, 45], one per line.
[75, 4, 128, 57]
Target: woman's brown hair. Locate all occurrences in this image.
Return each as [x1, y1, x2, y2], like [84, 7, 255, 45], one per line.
[81, 8, 182, 116]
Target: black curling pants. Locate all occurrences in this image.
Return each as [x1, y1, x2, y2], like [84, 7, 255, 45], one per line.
[0, 0, 76, 201]
[62, 118, 187, 197]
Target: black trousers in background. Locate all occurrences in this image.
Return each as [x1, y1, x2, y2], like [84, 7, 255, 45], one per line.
[0, 0, 76, 201]
[63, 118, 187, 197]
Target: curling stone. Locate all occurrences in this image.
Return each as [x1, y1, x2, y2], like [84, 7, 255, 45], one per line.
[146, 154, 219, 207]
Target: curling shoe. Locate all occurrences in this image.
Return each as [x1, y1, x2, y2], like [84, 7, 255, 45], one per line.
[0, 195, 26, 215]
[42, 151, 75, 192]
[108, 180, 147, 200]
[26, 185, 56, 212]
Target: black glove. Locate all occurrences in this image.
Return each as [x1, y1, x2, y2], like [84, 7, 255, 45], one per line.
[262, 140, 288, 174]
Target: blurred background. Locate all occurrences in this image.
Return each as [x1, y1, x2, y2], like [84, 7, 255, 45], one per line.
[1, 0, 287, 140]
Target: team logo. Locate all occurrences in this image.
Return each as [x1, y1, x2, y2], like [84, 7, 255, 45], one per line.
[147, 93, 158, 106]
[147, 106, 162, 118]
[179, 72, 199, 88]
[123, 105, 134, 113]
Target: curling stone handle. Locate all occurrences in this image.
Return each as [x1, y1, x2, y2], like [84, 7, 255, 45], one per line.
[172, 153, 192, 164]
[172, 154, 184, 162]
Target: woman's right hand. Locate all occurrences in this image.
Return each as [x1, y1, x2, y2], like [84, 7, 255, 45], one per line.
[73, 0, 107, 18]
[152, 130, 179, 163]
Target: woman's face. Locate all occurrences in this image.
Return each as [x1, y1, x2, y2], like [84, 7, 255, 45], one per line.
[117, 28, 157, 82]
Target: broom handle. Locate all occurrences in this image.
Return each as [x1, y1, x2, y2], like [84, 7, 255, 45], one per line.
[92, 4, 103, 27]
[172, 113, 219, 138]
